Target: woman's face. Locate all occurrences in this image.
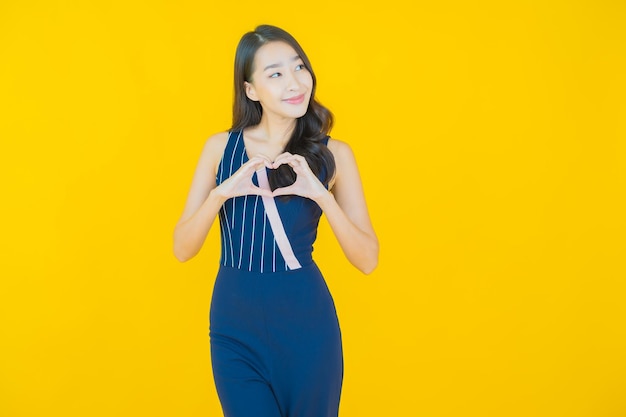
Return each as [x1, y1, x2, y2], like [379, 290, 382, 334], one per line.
[244, 41, 313, 120]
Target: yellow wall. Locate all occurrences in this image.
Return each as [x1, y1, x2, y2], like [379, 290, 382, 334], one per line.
[2, 1, 625, 416]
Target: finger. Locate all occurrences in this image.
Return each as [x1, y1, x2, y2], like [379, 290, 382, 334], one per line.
[271, 185, 297, 197]
[271, 152, 295, 168]
[250, 185, 274, 197]
[252, 153, 274, 168]
[273, 157, 303, 170]
[286, 158, 313, 175]
[240, 159, 271, 176]
[284, 153, 304, 164]
[248, 155, 273, 169]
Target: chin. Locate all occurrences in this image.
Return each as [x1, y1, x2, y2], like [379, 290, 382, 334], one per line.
[283, 107, 308, 120]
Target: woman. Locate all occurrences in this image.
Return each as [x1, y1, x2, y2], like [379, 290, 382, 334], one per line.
[173, 25, 378, 417]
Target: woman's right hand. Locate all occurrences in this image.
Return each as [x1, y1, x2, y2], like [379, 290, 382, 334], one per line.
[212, 155, 274, 200]
[174, 133, 273, 262]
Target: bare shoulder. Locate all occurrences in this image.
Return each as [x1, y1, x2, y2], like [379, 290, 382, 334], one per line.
[327, 138, 358, 169]
[204, 131, 230, 154]
[201, 131, 230, 175]
[326, 138, 359, 190]
[327, 137, 355, 162]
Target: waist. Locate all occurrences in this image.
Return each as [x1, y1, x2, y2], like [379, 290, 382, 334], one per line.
[219, 239, 313, 273]
[217, 258, 319, 276]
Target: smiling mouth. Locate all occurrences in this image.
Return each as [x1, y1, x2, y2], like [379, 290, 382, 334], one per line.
[284, 94, 305, 104]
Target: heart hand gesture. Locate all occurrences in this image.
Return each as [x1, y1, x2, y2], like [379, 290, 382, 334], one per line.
[270, 152, 328, 201]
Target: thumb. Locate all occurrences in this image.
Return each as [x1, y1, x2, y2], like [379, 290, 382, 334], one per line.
[251, 186, 275, 198]
[271, 186, 296, 197]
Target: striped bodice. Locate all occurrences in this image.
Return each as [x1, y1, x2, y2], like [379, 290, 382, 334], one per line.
[216, 131, 325, 273]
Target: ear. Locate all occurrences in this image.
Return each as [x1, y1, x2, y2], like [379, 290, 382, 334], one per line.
[244, 81, 259, 102]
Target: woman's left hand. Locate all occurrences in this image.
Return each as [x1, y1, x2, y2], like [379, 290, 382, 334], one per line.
[271, 152, 328, 201]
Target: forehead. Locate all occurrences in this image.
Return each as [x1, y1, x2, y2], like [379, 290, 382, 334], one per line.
[253, 41, 300, 70]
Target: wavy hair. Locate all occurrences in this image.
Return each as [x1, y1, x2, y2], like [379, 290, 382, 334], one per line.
[231, 25, 335, 191]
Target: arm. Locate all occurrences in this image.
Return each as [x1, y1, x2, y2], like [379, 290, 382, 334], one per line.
[173, 132, 272, 262]
[271, 140, 379, 274]
[318, 139, 379, 274]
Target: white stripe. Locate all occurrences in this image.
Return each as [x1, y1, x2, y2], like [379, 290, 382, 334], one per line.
[220, 209, 227, 265]
[272, 238, 276, 273]
[230, 132, 242, 226]
[231, 198, 235, 229]
[248, 195, 259, 271]
[228, 131, 241, 176]
[237, 195, 248, 269]
[237, 131, 247, 242]
[222, 207, 235, 267]
[261, 211, 266, 273]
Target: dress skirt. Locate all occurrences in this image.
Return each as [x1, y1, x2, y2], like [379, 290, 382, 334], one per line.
[209, 262, 343, 417]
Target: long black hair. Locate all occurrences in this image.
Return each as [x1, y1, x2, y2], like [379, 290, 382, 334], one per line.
[231, 25, 335, 191]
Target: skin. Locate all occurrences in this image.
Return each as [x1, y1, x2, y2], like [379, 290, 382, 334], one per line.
[173, 41, 379, 274]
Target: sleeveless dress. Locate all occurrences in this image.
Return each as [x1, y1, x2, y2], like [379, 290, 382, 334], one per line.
[209, 131, 343, 417]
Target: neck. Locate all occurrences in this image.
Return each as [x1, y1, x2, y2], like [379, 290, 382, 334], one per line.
[256, 114, 297, 146]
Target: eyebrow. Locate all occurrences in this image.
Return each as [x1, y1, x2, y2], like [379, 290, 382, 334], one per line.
[263, 55, 302, 71]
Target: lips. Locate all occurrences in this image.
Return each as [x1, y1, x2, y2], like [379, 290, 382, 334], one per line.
[283, 94, 305, 104]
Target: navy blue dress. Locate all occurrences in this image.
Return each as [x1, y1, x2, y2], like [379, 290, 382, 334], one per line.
[209, 131, 343, 417]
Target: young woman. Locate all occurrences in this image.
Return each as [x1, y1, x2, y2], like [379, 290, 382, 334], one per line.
[173, 25, 378, 417]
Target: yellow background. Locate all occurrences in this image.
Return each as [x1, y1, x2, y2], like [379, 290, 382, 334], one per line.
[1, 1, 625, 416]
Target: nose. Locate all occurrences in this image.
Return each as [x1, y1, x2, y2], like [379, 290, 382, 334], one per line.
[286, 70, 301, 91]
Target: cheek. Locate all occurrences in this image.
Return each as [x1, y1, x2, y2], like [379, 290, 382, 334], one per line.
[256, 83, 278, 99]
[299, 71, 313, 88]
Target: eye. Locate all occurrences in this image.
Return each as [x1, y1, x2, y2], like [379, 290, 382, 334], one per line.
[270, 72, 281, 78]
[295, 64, 306, 71]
